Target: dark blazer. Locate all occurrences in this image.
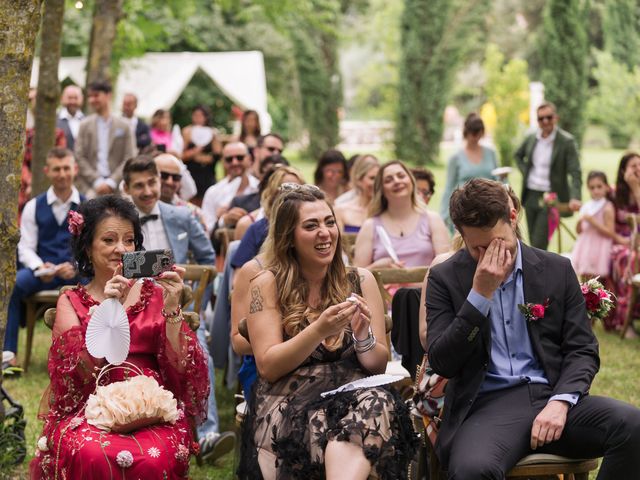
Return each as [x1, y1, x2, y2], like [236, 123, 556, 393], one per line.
[425, 244, 599, 465]
[134, 117, 151, 150]
[514, 128, 582, 211]
[56, 117, 75, 151]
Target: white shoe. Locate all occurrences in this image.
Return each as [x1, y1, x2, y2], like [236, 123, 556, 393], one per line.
[2, 351, 15, 364]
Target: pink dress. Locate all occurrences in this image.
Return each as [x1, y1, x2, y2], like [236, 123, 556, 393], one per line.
[372, 214, 435, 267]
[30, 280, 209, 479]
[571, 201, 613, 276]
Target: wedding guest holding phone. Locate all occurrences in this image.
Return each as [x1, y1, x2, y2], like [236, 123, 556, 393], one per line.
[238, 184, 416, 479]
[4, 148, 84, 370]
[30, 195, 209, 478]
[353, 160, 449, 269]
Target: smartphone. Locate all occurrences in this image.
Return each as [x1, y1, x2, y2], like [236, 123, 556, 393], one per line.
[121, 249, 175, 278]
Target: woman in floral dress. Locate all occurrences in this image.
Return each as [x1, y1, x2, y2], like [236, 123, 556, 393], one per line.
[30, 195, 209, 479]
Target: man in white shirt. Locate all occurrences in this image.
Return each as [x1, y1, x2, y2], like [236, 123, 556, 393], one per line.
[75, 81, 136, 197]
[515, 102, 582, 249]
[56, 85, 85, 151]
[5, 148, 84, 365]
[201, 142, 259, 235]
[121, 93, 151, 151]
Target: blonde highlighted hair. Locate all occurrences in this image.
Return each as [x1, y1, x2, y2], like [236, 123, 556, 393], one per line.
[260, 165, 305, 218]
[263, 184, 351, 351]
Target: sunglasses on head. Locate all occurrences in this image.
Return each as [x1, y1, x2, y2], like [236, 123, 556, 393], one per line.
[279, 182, 320, 193]
[224, 154, 246, 163]
[537, 114, 554, 122]
[159, 171, 182, 182]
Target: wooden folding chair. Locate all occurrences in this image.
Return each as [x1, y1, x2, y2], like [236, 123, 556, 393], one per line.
[178, 264, 216, 314]
[341, 232, 357, 263]
[24, 288, 62, 371]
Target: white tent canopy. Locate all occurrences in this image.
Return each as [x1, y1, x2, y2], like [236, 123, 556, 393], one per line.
[32, 51, 271, 131]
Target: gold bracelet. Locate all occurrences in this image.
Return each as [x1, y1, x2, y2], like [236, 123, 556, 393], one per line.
[162, 306, 183, 324]
[165, 313, 184, 324]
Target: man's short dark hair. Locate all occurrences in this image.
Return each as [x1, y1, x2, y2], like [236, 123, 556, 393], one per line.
[123, 155, 157, 186]
[411, 167, 436, 194]
[450, 178, 511, 233]
[47, 147, 74, 161]
[257, 132, 284, 147]
[87, 81, 112, 94]
[259, 153, 289, 175]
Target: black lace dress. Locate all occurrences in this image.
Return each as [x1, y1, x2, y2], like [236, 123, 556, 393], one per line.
[238, 319, 417, 479]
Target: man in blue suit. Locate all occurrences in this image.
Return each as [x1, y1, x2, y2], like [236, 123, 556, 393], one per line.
[122, 155, 235, 463]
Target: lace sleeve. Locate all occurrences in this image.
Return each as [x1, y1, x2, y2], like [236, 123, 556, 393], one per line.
[157, 321, 209, 424]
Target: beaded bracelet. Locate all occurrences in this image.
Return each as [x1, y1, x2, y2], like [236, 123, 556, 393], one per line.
[162, 306, 183, 324]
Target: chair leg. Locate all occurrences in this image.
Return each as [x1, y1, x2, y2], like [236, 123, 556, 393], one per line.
[24, 302, 36, 372]
[621, 285, 639, 338]
[574, 474, 589, 480]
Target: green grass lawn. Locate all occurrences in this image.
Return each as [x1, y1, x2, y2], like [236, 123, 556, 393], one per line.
[2, 146, 634, 478]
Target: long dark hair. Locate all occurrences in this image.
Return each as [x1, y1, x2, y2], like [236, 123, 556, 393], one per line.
[614, 152, 640, 208]
[72, 195, 143, 277]
[239, 110, 261, 141]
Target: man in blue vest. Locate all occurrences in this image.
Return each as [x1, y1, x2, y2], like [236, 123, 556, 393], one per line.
[4, 148, 84, 368]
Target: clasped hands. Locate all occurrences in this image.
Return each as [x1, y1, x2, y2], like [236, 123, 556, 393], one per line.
[105, 263, 185, 314]
[315, 294, 372, 341]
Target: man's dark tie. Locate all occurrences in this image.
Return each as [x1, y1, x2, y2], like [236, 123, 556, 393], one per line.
[140, 214, 159, 225]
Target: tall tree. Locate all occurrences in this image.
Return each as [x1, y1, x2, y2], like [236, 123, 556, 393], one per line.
[603, 0, 640, 69]
[32, 0, 66, 197]
[0, 0, 43, 383]
[396, 0, 489, 165]
[86, 0, 124, 86]
[538, 0, 589, 145]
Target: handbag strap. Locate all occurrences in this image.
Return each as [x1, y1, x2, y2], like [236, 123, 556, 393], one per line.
[95, 361, 144, 387]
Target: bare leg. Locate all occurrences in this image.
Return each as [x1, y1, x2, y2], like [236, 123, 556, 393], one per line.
[325, 440, 371, 480]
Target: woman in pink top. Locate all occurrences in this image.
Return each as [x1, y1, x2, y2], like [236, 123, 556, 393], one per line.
[353, 160, 450, 269]
[150, 109, 178, 156]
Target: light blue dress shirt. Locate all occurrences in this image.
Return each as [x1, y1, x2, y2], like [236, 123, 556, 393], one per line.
[467, 241, 579, 406]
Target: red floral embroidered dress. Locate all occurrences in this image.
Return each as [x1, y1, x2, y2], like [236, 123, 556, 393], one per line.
[30, 279, 209, 479]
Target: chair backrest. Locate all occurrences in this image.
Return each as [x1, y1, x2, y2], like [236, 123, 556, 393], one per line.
[179, 264, 216, 313]
[341, 232, 357, 262]
[370, 266, 429, 307]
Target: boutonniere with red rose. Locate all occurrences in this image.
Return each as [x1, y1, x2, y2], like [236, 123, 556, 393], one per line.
[580, 277, 614, 322]
[518, 298, 551, 321]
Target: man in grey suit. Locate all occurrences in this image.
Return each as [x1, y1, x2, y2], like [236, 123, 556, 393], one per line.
[75, 81, 136, 197]
[122, 155, 235, 464]
[426, 179, 640, 478]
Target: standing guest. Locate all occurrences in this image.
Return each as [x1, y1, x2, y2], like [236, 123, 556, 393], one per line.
[121, 93, 151, 151]
[201, 142, 259, 234]
[440, 113, 497, 230]
[314, 149, 349, 204]
[426, 178, 640, 478]
[250, 133, 285, 179]
[515, 102, 582, 250]
[238, 184, 417, 479]
[571, 171, 616, 279]
[353, 161, 449, 269]
[181, 105, 221, 205]
[75, 81, 136, 197]
[150, 109, 179, 156]
[606, 153, 640, 334]
[4, 148, 83, 367]
[121, 156, 236, 462]
[56, 85, 84, 151]
[412, 167, 436, 205]
[334, 155, 379, 234]
[238, 109, 261, 150]
[30, 195, 209, 479]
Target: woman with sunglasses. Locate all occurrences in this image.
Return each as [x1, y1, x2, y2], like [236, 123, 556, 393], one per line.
[238, 184, 416, 479]
[440, 113, 497, 232]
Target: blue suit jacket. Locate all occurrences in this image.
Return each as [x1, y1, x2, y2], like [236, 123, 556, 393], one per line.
[158, 201, 215, 265]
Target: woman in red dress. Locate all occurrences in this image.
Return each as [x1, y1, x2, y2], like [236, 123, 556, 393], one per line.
[30, 195, 209, 479]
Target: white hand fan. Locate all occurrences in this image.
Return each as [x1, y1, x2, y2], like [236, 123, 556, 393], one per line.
[375, 225, 400, 264]
[190, 125, 214, 147]
[85, 298, 130, 365]
[320, 374, 405, 398]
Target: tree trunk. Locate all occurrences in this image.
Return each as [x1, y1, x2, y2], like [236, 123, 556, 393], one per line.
[32, 0, 65, 197]
[0, 0, 43, 384]
[86, 0, 124, 86]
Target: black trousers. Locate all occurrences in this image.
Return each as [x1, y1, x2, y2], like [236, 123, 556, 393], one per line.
[447, 383, 640, 479]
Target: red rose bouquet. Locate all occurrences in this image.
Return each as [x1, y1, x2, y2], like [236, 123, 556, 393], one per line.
[580, 277, 614, 322]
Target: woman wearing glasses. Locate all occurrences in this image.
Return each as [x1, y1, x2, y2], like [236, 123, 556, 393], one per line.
[440, 113, 497, 232]
[313, 149, 349, 204]
[238, 184, 416, 479]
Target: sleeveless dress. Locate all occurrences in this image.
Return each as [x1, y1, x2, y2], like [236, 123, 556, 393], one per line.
[238, 273, 417, 479]
[30, 280, 209, 479]
[571, 200, 613, 276]
[372, 214, 435, 267]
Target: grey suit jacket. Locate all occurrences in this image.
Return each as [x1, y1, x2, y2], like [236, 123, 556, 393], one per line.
[158, 201, 215, 266]
[75, 114, 136, 195]
[425, 244, 599, 466]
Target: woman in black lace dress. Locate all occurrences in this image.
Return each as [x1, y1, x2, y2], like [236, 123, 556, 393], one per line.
[238, 184, 416, 479]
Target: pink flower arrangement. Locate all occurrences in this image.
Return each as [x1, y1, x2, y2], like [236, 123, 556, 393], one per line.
[518, 298, 551, 322]
[541, 192, 558, 207]
[580, 277, 614, 322]
[68, 210, 84, 237]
